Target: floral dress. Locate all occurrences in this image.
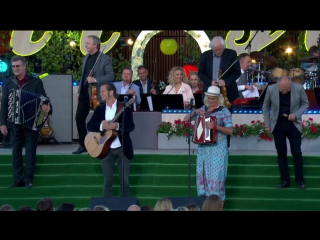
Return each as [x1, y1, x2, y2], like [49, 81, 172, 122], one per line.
[194, 106, 233, 201]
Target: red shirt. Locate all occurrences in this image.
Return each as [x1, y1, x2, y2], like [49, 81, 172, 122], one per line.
[18, 73, 28, 88]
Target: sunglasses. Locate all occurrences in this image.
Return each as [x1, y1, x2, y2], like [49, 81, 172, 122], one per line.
[12, 65, 22, 68]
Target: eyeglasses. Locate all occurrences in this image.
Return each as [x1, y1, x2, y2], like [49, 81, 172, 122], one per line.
[12, 65, 22, 68]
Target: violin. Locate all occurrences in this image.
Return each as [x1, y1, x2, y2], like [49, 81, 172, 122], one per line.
[88, 69, 100, 110]
[218, 69, 232, 109]
[40, 117, 53, 138]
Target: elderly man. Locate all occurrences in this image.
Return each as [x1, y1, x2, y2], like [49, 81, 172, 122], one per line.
[262, 76, 309, 190]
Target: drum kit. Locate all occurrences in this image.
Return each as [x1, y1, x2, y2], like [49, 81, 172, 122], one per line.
[248, 51, 320, 90]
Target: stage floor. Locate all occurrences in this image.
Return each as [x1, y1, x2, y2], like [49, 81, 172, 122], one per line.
[0, 143, 319, 156]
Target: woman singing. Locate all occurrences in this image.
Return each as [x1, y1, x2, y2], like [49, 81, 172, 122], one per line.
[183, 86, 233, 203]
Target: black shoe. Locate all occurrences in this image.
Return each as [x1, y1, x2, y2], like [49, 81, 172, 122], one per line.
[277, 181, 290, 188]
[72, 146, 87, 154]
[24, 182, 33, 188]
[297, 181, 306, 190]
[8, 182, 24, 188]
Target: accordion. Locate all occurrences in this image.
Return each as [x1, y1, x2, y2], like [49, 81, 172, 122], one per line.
[192, 115, 217, 144]
[7, 89, 50, 131]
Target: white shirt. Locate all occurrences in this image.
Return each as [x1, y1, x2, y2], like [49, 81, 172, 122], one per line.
[236, 69, 246, 91]
[99, 100, 121, 148]
[140, 80, 148, 93]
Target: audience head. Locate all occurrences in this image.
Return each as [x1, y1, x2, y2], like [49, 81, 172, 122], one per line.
[57, 203, 76, 211]
[140, 205, 153, 211]
[278, 76, 292, 94]
[93, 205, 110, 211]
[0, 204, 15, 211]
[202, 194, 224, 211]
[175, 206, 189, 211]
[79, 207, 92, 211]
[127, 205, 141, 211]
[154, 197, 173, 211]
[36, 197, 55, 211]
[17, 206, 34, 211]
[185, 203, 200, 211]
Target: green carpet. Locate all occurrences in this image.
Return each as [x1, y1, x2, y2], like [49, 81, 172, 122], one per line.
[1, 154, 320, 211]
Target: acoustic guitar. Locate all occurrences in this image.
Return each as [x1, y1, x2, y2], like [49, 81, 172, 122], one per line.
[39, 117, 53, 138]
[85, 97, 135, 159]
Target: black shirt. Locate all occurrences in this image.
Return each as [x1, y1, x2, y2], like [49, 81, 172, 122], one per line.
[81, 50, 100, 95]
[278, 91, 291, 122]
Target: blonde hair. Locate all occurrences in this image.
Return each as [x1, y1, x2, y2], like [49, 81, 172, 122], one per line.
[202, 194, 224, 211]
[203, 95, 225, 107]
[154, 198, 173, 211]
[167, 66, 189, 85]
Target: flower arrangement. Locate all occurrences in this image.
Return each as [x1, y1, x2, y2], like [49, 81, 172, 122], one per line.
[233, 120, 273, 141]
[233, 118, 320, 141]
[302, 117, 320, 139]
[156, 119, 194, 140]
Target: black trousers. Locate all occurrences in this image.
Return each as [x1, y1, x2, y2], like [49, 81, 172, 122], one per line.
[101, 146, 130, 197]
[75, 97, 90, 148]
[273, 121, 304, 183]
[11, 124, 39, 184]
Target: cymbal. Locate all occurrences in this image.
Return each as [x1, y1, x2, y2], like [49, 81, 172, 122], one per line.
[250, 51, 279, 68]
[299, 55, 318, 63]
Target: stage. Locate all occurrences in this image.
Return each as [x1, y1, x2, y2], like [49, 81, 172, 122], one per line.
[1, 143, 320, 211]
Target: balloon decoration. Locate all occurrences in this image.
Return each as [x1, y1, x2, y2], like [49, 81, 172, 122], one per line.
[160, 38, 178, 55]
[183, 64, 198, 79]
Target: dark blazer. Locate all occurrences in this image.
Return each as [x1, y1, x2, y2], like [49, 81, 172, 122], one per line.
[77, 53, 115, 103]
[1, 73, 53, 127]
[198, 49, 241, 104]
[87, 101, 135, 160]
[134, 79, 161, 95]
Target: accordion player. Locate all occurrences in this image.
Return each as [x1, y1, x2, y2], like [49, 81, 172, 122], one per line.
[192, 114, 218, 144]
[7, 88, 50, 131]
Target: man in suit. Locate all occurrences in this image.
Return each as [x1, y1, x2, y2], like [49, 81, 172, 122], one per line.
[237, 53, 255, 98]
[112, 67, 141, 106]
[134, 65, 160, 95]
[1, 56, 52, 188]
[87, 82, 135, 197]
[198, 36, 241, 148]
[73, 35, 115, 154]
[262, 76, 309, 189]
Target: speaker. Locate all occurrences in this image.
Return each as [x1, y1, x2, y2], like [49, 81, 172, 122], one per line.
[90, 197, 140, 211]
[168, 197, 206, 209]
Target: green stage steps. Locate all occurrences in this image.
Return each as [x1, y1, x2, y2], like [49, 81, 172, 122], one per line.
[0, 154, 320, 211]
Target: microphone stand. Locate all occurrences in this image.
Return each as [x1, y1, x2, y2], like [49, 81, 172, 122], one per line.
[121, 95, 128, 197]
[244, 30, 259, 54]
[187, 98, 194, 197]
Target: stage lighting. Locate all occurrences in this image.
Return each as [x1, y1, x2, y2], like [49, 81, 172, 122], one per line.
[0, 59, 9, 76]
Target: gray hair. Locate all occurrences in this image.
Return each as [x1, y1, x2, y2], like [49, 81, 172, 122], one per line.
[175, 206, 189, 211]
[11, 55, 28, 65]
[87, 35, 101, 50]
[209, 36, 226, 49]
[203, 95, 225, 107]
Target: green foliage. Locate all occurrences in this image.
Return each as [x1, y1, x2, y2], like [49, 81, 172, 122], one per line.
[109, 47, 131, 81]
[233, 120, 274, 142]
[179, 34, 201, 65]
[31, 30, 83, 81]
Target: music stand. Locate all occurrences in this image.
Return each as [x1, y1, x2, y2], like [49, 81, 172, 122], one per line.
[117, 94, 133, 102]
[139, 93, 151, 111]
[193, 93, 204, 109]
[151, 94, 184, 111]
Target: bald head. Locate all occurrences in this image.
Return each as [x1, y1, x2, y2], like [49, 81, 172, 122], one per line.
[127, 205, 141, 211]
[279, 76, 291, 94]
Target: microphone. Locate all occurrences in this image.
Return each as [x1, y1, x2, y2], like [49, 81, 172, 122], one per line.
[124, 95, 128, 103]
[166, 83, 176, 94]
[190, 98, 194, 109]
[261, 30, 264, 32]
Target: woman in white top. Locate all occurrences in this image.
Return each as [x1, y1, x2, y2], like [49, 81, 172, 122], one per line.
[163, 66, 194, 108]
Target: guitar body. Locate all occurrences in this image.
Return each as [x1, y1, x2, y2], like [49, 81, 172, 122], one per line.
[39, 118, 53, 138]
[85, 130, 118, 159]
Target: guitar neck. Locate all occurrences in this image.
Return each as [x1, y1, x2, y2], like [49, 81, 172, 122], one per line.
[110, 107, 124, 123]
